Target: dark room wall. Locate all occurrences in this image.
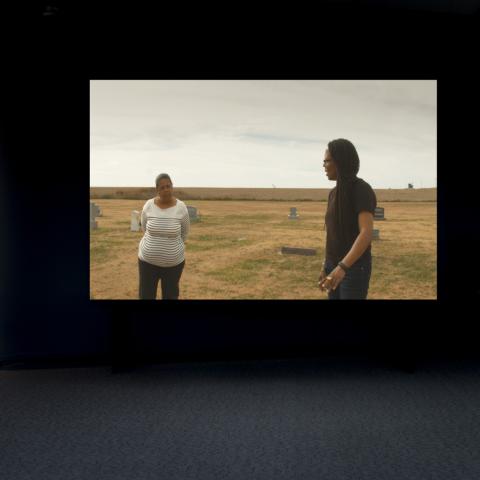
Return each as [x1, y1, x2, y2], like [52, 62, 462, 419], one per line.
[1, 3, 479, 368]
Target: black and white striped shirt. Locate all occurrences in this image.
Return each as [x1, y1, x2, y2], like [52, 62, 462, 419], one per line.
[138, 198, 190, 267]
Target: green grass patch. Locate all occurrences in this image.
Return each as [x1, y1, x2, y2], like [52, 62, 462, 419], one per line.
[90, 244, 116, 264]
[272, 221, 324, 231]
[205, 253, 324, 292]
[90, 228, 113, 236]
[373, 253, 436, 285]
[193, 234, 231, 242]
[207, 257, 275, 283]
[90, 232, 137, 264]
[187, 235, 253, 252]
[216, 214, 275, 223]
[90, 227, 142, 239]
[189, 217, 225, 227]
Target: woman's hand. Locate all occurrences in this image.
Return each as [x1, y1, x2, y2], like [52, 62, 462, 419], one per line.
[319, 266, 346, 292]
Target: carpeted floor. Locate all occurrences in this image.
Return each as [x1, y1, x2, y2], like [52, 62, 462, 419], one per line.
[1, 356, 480, 480]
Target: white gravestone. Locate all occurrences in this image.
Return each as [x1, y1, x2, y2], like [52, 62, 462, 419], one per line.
[131, 210, 141, 232]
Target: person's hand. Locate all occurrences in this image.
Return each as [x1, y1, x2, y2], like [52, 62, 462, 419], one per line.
[318, 268, 328, 291]
[319, 266, 346, 292]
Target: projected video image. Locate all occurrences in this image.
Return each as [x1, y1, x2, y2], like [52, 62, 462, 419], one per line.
[90, 80, 437, 300]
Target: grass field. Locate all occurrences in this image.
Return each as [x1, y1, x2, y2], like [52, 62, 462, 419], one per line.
[90, 199, 437, 300]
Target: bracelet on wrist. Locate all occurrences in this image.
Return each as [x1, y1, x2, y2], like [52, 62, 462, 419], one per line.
[338, 261, 349, 272]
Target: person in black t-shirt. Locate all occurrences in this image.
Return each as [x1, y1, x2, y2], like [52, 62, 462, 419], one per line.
[318, 139, 377, 299]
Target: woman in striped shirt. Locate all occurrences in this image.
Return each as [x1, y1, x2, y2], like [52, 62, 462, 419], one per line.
[138, 173, 190, 299]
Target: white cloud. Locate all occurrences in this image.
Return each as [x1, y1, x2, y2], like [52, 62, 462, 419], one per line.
[90, 80, 436, 188]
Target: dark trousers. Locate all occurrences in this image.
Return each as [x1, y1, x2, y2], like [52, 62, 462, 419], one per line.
[325, 257, 372, 300]
[138, 258, 185, 300]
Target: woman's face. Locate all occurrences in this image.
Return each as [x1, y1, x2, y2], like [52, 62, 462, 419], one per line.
[157, 178, 173, 201]
[323, 149, 337, 181]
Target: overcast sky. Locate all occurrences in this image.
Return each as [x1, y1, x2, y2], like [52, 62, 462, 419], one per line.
[90, 80, 436, 189]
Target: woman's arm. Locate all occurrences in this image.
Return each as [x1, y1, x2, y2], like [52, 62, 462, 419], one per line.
[340, 211, 374, 268]
[141, 208, 147, 232]
[181, 209, 190, 242]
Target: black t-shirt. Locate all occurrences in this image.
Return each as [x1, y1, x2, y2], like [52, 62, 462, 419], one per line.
[325, 178, 377, 265]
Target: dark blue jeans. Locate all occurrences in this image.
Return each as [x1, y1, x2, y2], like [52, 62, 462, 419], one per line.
[324, 257, 372, 300]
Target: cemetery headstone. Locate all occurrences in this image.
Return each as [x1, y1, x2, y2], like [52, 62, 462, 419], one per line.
[374, 207, 385, 221]
[92, 203, 102, 217]
[288, 207, 299, 219]
[187, 205, 199, 222]
[131, 210, 141, 232]
[90, 202, 98, 230]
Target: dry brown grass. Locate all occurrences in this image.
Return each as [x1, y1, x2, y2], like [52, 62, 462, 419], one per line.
[90, 199, 436, 300]
[90, 186, 436, 202]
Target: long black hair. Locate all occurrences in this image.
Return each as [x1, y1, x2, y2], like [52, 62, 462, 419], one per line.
[327, 138, 360, 249]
